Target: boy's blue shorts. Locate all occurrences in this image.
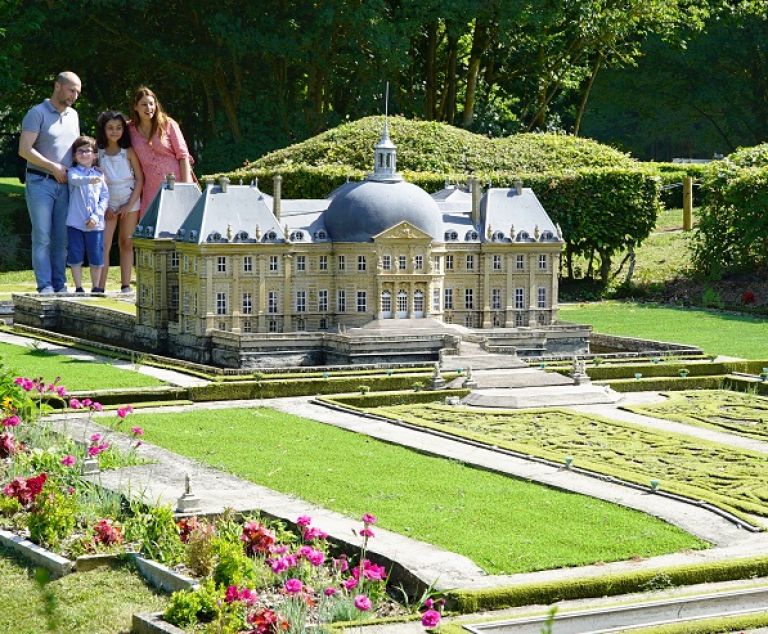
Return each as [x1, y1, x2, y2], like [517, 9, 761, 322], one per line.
[67, 227, 104, 266]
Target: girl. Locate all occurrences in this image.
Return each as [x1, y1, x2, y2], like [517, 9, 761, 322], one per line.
[95, 111, 143, 293]
[128, 86, 194, 218]
[66, 136, 108, 293]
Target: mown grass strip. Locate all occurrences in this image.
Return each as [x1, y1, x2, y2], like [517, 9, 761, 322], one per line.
[0, 341, 164, 391]
[131, 407, 704, 575]
[370, 403, 768, 524]
[558, 301, 768, 359]
[0, 545, 166, 634]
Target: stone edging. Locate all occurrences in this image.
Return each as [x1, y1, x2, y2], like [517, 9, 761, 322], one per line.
[132, 612, 184, 634]
[0, 529, 73, 578]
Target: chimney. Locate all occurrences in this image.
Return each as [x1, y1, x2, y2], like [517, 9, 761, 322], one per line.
[218, 176, 229, 193]
[515, 179, 523, 195]
[470, 177, 481, 227]
[166, 173, 175, 190]
[273, 174, 282, 221]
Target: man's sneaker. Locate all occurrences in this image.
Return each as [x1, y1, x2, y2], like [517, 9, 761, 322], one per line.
[54, 286, 68, 294]
[120, 285, 133, 294]
[39, 286, 54, 295]
[90, 287, 105, 294]
[75, 287, 84, 294]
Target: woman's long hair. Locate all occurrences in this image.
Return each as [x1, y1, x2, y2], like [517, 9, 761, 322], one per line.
[130, 86, 169, 141]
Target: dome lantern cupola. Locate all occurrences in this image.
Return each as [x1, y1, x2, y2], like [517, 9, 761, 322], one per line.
[370, 84, 401, 183]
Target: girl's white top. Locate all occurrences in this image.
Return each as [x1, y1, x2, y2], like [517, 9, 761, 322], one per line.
[98, 148, 139, 212]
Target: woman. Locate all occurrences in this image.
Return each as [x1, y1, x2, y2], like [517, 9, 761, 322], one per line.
[128, 86, 194, 218]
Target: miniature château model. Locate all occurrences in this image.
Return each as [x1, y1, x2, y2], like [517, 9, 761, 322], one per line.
[132, 119, 571, 366]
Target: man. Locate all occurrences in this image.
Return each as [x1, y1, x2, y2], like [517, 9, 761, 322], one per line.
[18, 71, 82, 294]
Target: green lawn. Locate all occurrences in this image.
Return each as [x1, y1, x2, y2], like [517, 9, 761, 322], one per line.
[558, 301, 768, 359]
[0, 546, 166, 634]
[0, 341, 163, 391]
[626, 390, 768, 442]
[371, 403, 768, 525]
[132, 407, 704, 575]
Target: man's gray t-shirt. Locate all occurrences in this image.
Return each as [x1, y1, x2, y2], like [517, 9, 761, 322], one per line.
[21, 99, 80, 175]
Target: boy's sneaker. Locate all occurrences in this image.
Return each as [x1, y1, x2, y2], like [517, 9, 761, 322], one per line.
[75, 287, 84, 294]
[54, 285, 68, 293]
[39, 286, 54, 295]
[120, 285, 132, 294]
[90, 287, 105, 294]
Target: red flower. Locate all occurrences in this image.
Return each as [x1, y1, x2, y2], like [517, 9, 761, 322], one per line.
[3, 472, 47, 507]
[240, 521, 276, 556]
[0, 432, 23, 458]
[742, 290, 756, 305]
[93, 519, 124, 546]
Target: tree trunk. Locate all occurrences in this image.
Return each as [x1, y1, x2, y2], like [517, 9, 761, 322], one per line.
[214, 61, 242, 142]
[461, 19, 491, 128]
[439, 33, 459, 124]
[424, 21, 439, 119]
[574, 53, 602, 137]
[600, 250, 612, 285]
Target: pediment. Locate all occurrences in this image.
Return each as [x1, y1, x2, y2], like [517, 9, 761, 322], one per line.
[373, 221, 432, 241]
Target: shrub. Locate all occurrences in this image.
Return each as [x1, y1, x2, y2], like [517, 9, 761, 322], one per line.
[124, 504, 184, 564]
[27, 481, 77, 549]
[185, 522, 217, 578]
[212, 537, 260, 588]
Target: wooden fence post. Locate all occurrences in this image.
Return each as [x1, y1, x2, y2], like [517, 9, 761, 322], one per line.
[683, 176, 693, 231]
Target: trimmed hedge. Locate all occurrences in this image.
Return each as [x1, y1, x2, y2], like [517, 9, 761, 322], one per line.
[582, 362, 727, 381]
[600, 376, 725, 392]
[447, 556, 768, 613]
[617, 612, 768, 634]
[323, 389, 470, 409]
[188, 373, 451, 401]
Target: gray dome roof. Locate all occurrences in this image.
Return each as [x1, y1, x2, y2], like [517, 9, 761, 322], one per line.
[324, 180, 442, 242]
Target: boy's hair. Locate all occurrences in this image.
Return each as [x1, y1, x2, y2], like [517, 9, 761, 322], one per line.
[71, 135, 97, 166]
[130, 85, 169, 140]
[95, 111, 131, 149]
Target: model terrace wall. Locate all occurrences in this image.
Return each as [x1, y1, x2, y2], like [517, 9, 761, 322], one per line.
[589, 332, 702, 354]
[13, 295, 142, 350]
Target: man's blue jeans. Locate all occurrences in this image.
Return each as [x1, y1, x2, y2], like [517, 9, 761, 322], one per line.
[25, 173, 69, 292]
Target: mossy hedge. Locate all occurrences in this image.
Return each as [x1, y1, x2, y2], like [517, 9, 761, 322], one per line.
[188, 373, 452, 401]
[616, 612, 768, 634]
[446, 555, 768, 613]
[600, 376, 725, 392]
[322, 388, 470, 409]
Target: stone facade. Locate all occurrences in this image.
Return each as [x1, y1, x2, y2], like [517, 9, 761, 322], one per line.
[132, 120, 565, 362]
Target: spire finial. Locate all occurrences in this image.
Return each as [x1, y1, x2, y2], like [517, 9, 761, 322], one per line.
[383, 81, 390, 140]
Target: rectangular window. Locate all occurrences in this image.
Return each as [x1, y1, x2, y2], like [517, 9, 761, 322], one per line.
[296, 255, 306, 272]
[515, 288, 525, 309]
[170, 285, 179, 311]
[357, 255, 366, 271]
[268, 319, 278, 332]
[243, 319, 252, 333]
[337, 255, 346, 271]
[538, 254, 548, 270]
[465, 288, 474, 309]
[170, 252, 179, 269]
[319, 255, 328, 271]
[243, 256, 253, 272]
[382, 255, 391, 270]
[414, 255, 423, 270]
[445, 255, 454, 271]
[493, 255, 502, 271]
[183, 291, 190, 314]
[318, 289, 328, 312]
[216, 292, 227, 315]
[466, 254, 474, 270]
[398, 255, 407, 270]
[319, 317, 327, 330]
[538, 287, 547, 308]
[444, 288, 454, 309]
[337, 289, 346, 312]
[242, 292, 252, 315]
[183, 255, 189, 272]
[268, 291, 278, 314]
[516, 254, 525, 270]
[217, 256, 227, 273]
[357, 291, 367, 312]
[492, 288, 502, 310]
[433, 288, 441, 311]
[433, 256, 440, 272]
[269, 255, 279, 272]
[296, 290, 306, 312]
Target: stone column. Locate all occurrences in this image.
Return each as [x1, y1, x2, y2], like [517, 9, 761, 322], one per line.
[528, 252, 536, 327]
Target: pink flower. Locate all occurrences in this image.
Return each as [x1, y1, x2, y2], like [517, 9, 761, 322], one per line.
[87, 445, 101, 457]
[61, 454, 76, 467]
[306, 549, 325, 567]
[324, 587, 338, 597]
[69, 398, 82, 410]
[361, 513, 377, 525]
[296, 515, 312, 527]
[225, 585, 241, 603]
[343, 576, 358, 591]
[117, 405, 134, 419]
[91, 401, 103, 412]
[131, 426, 144, 437]
[424, 598, 434, 609]
[56, 386, 67, 398]
[421, 609, 441, 629]
[354, 595, 372, 611]
[360, 528, 375, 538]
[303, 526, 327, 541]
[90, 433, 102, 443]
[82, 398, 92, 408]
[2, 415, 20, 428]
[333, 555, 349, 572]
[284, 578, 303, 594]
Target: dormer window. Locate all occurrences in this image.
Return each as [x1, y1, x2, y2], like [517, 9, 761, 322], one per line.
[290, 230, 304, 241]
[236, 231, 249, 241]
[540, 230, 555, 241]
[444, 230, 458, 241]
[492, 231, 505, 241]
[465, 230, 478, 241]
[207, 231, 222, 243]
[516, 231, 530, 241]
[189, 230, 198, 241]
[313, 230, 328, 240]
[264, 230, 278, 241]
[176, 228, 187, 239]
